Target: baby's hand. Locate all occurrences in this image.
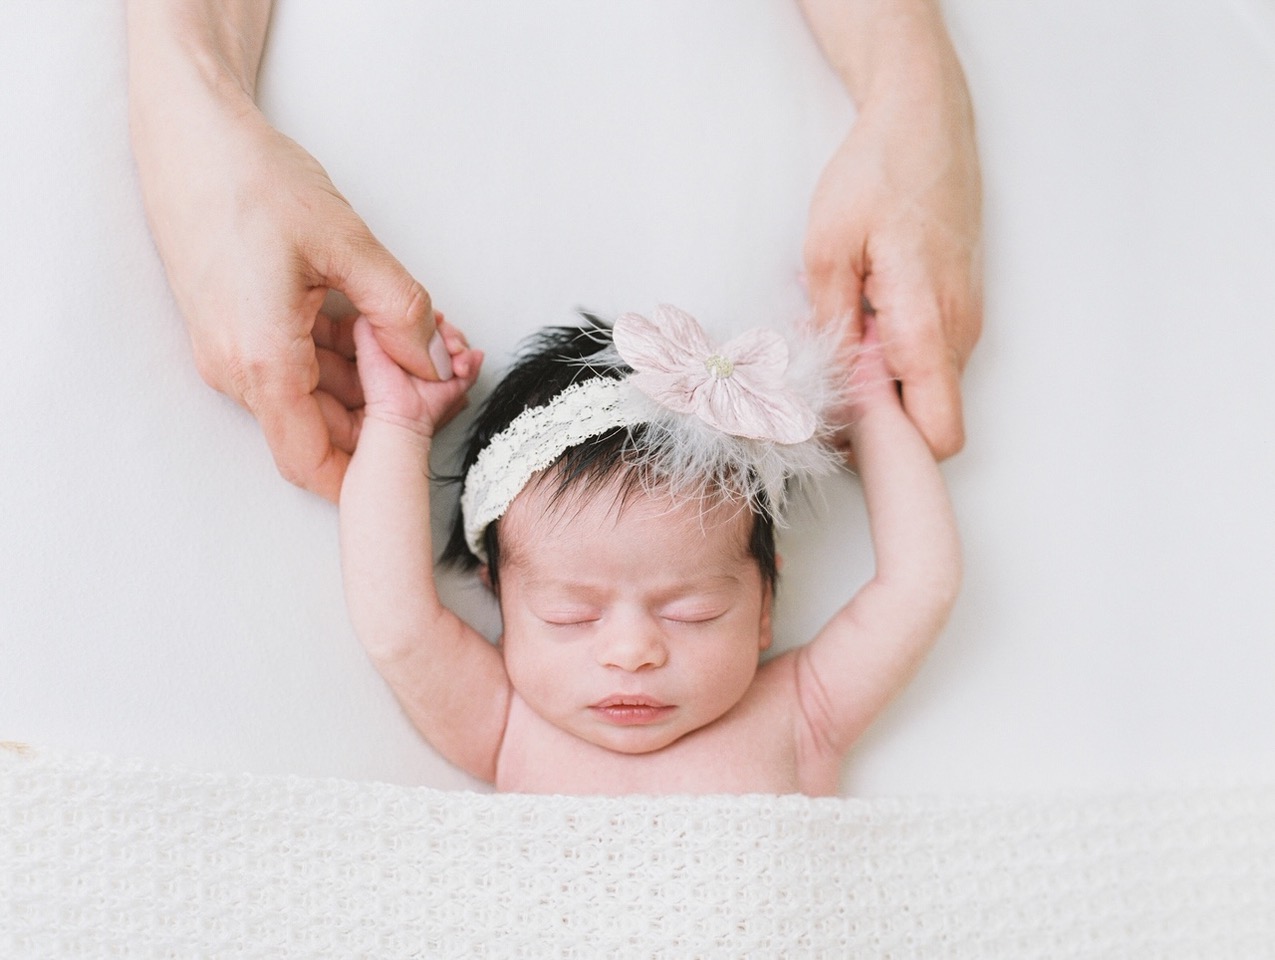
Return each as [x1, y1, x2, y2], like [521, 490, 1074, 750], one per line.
[353, 315, 482, 439]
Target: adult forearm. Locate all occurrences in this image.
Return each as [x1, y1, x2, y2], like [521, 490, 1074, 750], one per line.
[126, 0, 274, 230]
[126, 0, 271, 107]
[796, 0, 966, 108]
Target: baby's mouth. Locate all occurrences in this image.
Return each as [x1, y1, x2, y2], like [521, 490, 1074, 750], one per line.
[590, 696, 673, 725]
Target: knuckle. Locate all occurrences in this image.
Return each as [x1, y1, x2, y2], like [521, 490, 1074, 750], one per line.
[912, 394, 966, 460]
[221, 341, 279, 413]
[277, 443, 342, 498]
[405, 280, 433, 326]
[937, 422, 966, 459]
[273, 453, 307, 487]
[274, 450, 318, 489]
[802, 242, 840, 281]
[892, 324, 944, 370]
[190, 344, 223, 391]
[223, 355, 256, 408]
[190, 335, 269, 406]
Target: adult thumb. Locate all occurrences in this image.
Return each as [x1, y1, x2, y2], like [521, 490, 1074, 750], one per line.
[323, 221, 445, 380]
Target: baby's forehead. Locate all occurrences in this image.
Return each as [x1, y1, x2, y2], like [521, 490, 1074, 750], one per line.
[498, 470, 754, 568]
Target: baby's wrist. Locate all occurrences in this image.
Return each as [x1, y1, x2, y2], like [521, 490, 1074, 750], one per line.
[845, 390, 902, 434]
[362, 407, 436, 449]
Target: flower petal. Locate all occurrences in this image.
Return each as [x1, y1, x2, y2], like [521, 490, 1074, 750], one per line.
[651, 304, 713, 355]
[693, 378, 816, 443]
[628, 370, 699, 415]
[617, 306, 817, 444]
[718, 328, 790, 382]
[614, 308, 706, 376]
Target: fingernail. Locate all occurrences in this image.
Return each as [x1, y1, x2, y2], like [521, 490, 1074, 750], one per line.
[428, 330, 454, 380]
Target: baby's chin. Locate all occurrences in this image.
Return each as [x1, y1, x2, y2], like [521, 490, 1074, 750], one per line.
[571, 710, 708, 756]
[585, 728, 684, 756]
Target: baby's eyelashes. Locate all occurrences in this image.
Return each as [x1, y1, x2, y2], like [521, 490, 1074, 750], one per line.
[534, 609, 725, 628]
[538, 611, 601, 627]
[658, 605, 728, 625]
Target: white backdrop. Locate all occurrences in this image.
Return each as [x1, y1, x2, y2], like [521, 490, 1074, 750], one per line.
[2, 0, 1273, 797]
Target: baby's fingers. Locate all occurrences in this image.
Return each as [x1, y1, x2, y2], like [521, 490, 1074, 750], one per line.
[352, 316, 413, 405]
[450, 347, 483, 384]
[351, 315, 387, 366]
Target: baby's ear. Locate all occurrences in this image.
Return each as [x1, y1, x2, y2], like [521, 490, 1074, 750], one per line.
[477, 564, 494, 592]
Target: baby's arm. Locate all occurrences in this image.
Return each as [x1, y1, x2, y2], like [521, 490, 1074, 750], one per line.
[340, 318, 510, 782]
[794, 329, 962, 757]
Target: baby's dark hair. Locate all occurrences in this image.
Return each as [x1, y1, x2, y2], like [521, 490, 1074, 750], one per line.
[440, 317, 778, 594]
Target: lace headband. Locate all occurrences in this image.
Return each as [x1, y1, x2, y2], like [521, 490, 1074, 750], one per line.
[459, 305, 841, 562]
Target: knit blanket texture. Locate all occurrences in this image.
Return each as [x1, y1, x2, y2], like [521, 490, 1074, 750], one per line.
[3, 746, 1273, 958]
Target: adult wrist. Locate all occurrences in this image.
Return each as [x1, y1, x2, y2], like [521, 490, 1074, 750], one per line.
[801, 0, 966, 111]
[860, 19, 967, 117]
[126, 0, 270, 131]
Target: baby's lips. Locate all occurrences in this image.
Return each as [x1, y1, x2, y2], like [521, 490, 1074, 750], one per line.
[428, 329, 454, 380]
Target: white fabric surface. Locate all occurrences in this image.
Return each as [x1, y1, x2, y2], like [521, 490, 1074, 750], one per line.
[2, 0, 1275, 797]
[4, 745, 1274, 957]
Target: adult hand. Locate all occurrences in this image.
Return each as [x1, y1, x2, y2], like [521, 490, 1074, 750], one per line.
[127, 0, 445, 501]
[138, 103, 443, 502]
[799, 0, 983, 460]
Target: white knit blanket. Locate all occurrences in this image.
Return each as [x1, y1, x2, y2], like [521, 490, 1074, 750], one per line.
[3, 747, 1273, 958]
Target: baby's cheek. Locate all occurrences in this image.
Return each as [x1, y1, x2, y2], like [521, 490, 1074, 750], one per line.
[502, 639, 566, 707]
[699, 645, 760, 715]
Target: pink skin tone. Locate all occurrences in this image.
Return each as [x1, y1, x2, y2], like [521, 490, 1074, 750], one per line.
[495, 482, 773, 759]
[799, 0, 983, 460]
[340, 318, 960, 795]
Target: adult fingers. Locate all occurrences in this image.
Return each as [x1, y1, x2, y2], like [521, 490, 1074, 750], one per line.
[316, 346, 363, 410]
[317, 389, 360, 455]
[898, 359, 965, 460]
[254, 384, 350, 502]
[804, 245, 865, 344]
[909, 278, 980, 460]
[878, 310, 966, 459]
[319, 221, 442, 381]
[313, 311, 357, 360]
[948, 276, 985, 372]
[427, 329, 454, 380]
[865, 242, 972, 460]
[426, 315, 467, 380]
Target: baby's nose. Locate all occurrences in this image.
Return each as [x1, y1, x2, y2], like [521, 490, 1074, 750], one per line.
[598, 618, 668, 672]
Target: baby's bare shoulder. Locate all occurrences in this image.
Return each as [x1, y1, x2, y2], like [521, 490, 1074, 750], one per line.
[693, 654, 842, 795]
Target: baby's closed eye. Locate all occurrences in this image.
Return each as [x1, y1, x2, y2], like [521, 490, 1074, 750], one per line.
[537, 609, 601, 627]
[659, 604, 728, 625]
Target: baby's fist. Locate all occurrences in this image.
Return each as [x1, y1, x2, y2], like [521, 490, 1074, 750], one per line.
[354, 316, 482, 438]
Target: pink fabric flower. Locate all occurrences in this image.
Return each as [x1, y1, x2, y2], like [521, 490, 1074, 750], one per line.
[613, 305, 816, 444]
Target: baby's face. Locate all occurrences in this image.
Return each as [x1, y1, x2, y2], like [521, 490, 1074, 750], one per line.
[495, 478, 773, 755]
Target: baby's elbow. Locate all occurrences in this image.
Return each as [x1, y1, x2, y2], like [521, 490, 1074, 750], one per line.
[361, 628, 427, 667]
[939, 551, 964, 613]
[916, 551, 963, 635]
